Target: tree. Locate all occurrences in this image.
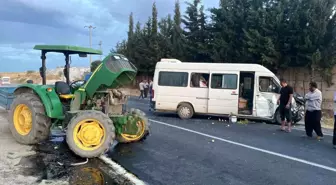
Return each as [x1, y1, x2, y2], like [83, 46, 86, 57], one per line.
[90, 60, 102, 72]
[114, 0, 336, 85]
[158, 15, 174, 57]
[171, 0, 185, 60]
[128, 12, 134, 39]
[126, 12, 135, 63]
[183, 0, 200, 61]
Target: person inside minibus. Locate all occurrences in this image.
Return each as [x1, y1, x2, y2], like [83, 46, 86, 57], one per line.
[190, 73, 208, 88]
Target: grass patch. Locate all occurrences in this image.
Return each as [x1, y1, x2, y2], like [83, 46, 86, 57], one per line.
[237, 119, 249, 125]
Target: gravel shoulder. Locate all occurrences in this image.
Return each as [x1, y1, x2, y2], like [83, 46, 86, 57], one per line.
[0, 109, 69, 185]
[0, 108, 39, 185]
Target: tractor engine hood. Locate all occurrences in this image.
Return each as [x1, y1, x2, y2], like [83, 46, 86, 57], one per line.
[82, 54, 137, 98]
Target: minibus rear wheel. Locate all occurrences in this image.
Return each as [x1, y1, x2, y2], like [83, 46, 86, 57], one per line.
[177, 103, 194, 119]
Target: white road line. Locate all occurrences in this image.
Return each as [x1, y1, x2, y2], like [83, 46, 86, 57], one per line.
[149, 119, 336, 173]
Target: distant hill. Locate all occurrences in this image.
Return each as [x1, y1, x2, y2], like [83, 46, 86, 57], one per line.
[0, 67, 140, 96]
[0, 67, 89, 84]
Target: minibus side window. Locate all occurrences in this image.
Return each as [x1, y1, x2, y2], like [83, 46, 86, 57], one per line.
[158, 71, 188, 87]
[210, 74, 237, 89]
[259, 76, 279, 93]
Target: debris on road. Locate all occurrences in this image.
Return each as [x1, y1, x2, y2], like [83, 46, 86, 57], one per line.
[38, 179, 69, 185]
[238, 119, 249, 125]
[15, 139, 139, 185]
[57, 158, 88, 166]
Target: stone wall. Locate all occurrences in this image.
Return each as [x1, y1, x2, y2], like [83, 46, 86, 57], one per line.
[277, 67, 336, 116]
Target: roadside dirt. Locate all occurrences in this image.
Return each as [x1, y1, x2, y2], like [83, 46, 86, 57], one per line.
[0, 109, 38, 185]
[0, 71, 61, 84]
[321, 117, 334, 129]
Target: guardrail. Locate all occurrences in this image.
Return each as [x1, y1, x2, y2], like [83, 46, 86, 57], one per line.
[0, 86, 17, 110]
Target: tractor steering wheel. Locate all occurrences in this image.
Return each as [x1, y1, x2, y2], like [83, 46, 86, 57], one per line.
[70, 80, 85, 92]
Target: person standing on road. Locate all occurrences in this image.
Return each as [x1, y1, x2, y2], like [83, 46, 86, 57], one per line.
[149, 79, 153, 111]
[304, 82, 323, 140]
[277, 78, 294, 132]
[139, 80, 145, 99]
[144, 80, 149, 98]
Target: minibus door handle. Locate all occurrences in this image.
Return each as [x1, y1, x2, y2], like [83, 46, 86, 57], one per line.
[196, 97, 209, 100]
[231, 91, 238, 96]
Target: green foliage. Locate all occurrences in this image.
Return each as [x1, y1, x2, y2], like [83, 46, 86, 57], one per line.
[183, 0, 211, 62]
[90, 60, 102, 72]
[115, 0, 336, 85]
[26, 70, 35, 74]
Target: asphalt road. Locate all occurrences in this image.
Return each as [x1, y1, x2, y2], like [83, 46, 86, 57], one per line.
[108, 97, 336, 185]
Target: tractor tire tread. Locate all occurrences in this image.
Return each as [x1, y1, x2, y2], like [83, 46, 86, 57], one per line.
[117, 108, 150, 143]
[9, 92, 51, 145]
[66, 110, 115, 158]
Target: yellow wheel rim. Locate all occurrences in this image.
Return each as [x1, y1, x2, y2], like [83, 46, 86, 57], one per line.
[13, 104, 32, 136]
[73, 119, 106, 151]
[120, 120, 146, 142]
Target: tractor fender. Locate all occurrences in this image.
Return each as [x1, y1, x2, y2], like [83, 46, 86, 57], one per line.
[14, 84, 64, 119]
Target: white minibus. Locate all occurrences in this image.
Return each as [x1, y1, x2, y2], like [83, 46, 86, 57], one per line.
[151, 59, 303, 124]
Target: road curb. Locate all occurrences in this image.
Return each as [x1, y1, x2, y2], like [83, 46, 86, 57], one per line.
[99, 155, 147, 185]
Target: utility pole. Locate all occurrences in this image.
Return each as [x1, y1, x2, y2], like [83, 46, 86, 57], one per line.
[98, 41, 102, 60]
[84, 25, 96, 64]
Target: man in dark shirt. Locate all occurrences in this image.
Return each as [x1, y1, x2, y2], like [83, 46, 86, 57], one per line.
[277, 78, 294, 132]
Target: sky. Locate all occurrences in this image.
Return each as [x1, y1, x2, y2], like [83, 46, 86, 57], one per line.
[0, 0, 218, 72]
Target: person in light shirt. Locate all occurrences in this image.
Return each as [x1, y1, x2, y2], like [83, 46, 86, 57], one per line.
[199, 76, 207, 87]
[304, 82, 323, 140]
[139, 80, 145, 99]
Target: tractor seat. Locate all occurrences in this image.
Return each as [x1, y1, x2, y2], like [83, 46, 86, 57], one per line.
[55, 81, 74, 99]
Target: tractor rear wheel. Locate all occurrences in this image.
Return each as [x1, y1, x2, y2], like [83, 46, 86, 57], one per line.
[9, 92, 52, 145]
[117, 108, 150, 143]
[66, 110, 115, 158]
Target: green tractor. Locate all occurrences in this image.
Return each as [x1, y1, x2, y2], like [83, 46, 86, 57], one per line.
[8, 45, 150, 158]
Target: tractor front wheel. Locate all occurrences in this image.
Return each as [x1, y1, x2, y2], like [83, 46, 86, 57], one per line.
[66, 110, 115, 158]
[117, 109, 150, 143]
[9, 92, 52, 145]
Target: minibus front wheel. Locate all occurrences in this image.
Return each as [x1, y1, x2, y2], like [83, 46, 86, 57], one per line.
[177, 103, 194, 119]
